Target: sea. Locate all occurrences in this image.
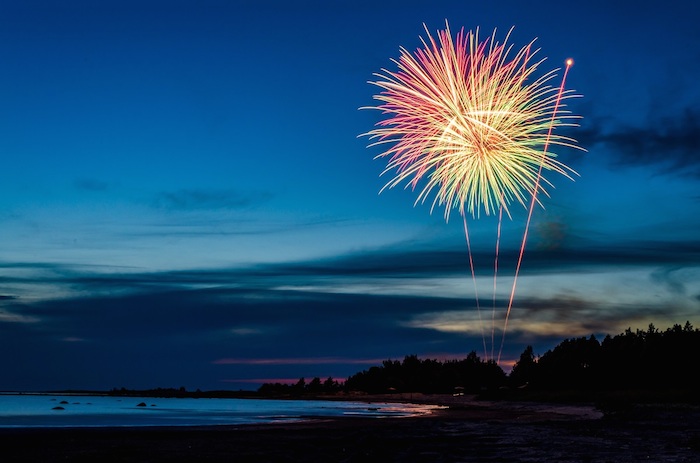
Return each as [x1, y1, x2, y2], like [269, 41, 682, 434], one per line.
[0, 393, 441, 428]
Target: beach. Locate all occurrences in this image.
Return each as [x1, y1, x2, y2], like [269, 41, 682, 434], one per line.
[1, 395, 699, 462]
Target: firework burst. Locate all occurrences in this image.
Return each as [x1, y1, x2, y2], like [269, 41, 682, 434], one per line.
[362, 21, 584, 364]
[362, 22, 582, 219]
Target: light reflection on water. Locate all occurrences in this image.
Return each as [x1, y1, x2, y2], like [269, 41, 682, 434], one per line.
[0, 393, 443, 428]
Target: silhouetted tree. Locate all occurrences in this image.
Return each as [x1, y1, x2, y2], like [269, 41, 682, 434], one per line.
[322, 377, 340, 393]
[293, 377, 306, 392]
[306, 377, 323, 394]
[509, 345, 537, 387]
[534, 335, 601, 389]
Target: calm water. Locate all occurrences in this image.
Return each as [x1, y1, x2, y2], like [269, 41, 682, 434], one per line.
[0, 393, 440, 428]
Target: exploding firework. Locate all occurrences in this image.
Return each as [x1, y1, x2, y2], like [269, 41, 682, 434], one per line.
[362, 22, 583, 363]
[362, 23, 581, 220]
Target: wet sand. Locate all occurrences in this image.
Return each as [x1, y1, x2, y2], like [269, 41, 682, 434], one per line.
[2, 395, 699, 462]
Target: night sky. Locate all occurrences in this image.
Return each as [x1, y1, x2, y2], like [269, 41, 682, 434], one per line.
[1, 0, 699, 391]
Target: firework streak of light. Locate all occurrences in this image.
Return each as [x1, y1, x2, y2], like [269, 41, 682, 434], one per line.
[361, 22, 583, 363]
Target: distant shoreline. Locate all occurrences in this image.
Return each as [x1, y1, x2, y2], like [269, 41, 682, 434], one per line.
[1, 398, 697, 462]
[3, 387, 698, 407]
[0, 389, 468, 404]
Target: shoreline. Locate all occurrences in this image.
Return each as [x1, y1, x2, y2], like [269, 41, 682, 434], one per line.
[2, 396, 698, 462]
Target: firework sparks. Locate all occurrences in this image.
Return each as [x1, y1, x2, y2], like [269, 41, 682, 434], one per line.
[362, 22, 581, 219]
[362, 21, 583, 363]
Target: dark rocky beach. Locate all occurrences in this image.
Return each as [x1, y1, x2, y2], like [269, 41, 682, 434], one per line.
[1, 394, 699, 462]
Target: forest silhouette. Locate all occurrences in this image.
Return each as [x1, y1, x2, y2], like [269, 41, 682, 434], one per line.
[259, 322, 700, 403]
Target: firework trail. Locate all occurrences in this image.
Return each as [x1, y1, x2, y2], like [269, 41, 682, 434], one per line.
[362, 21, 583, 363]
[497, 58, 576, 363]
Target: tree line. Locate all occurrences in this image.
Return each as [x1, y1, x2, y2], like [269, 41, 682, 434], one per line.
[510, 321, 699, 393]
[258, 322, 700, 398]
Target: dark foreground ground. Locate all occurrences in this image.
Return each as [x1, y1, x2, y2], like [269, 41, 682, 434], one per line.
[2, 395, 699, 462]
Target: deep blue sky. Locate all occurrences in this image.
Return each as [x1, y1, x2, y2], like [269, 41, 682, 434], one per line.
[1, 0, 699, 391]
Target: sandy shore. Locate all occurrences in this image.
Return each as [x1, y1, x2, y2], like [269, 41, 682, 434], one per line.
[2, 395, 699, 462]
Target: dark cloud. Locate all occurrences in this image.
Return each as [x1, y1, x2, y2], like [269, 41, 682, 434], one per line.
[280, 237, 700, 280]
[2, 236, 698, 293]
[513, 293, 674, 328]
[152, 188, 273, 210]
[578, 108, 700, 177]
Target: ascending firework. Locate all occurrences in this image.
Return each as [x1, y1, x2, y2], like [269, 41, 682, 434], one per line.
[361, 22, 583, 363]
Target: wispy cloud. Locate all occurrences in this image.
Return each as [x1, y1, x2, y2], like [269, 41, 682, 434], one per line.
[0, 309, 39, 324]
[212, 357, 388, 365]
[229, 327, 263, 336]
[73, 178, 110, 192]
[152, 188, 273, 210]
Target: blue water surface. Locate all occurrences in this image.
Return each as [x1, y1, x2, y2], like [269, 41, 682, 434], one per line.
[0, 393, 441, 428]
